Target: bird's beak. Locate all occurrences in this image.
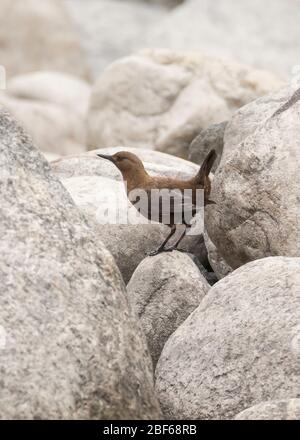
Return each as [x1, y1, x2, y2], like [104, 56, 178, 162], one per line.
[206, 199, 216, 205]
[97, 154, 115, 164]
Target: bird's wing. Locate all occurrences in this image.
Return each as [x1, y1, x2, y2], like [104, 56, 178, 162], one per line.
[128, 187, 198, 224]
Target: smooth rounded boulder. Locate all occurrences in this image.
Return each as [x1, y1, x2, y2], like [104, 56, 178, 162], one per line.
[127, 251, 210, 366]
[87, 49, 283, 158]
[155, 257, 300, 420]
[235, 399, 300, 420]
[147, 0, 300, 75]
[0, 71, 90, 155]
[0, 0, 90, 80]
[0, 109, 161, 419]
[65, 0, 168, 76]
[7, 71, 91, 115]
[207, 85, 300, 269]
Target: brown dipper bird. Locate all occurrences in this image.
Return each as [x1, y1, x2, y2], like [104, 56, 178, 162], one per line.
[97, 150, 217, 255]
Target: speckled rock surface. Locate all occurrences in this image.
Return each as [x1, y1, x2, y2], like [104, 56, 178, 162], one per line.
[155, 257, 300, 420]
[235, 399, 300, 420]
[207, 85, 300, 269]
[127, 251, 210, 366]
[0, 109, 161, 419]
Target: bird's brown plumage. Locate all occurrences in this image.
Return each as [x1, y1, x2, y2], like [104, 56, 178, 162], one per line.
[97, 150, 217, 255]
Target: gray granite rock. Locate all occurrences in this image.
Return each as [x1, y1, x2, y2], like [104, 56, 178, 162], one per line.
[127, 251, 210, 366]
[87, 49, 283, 158]
[204, 232, 232, 280]
[51, 146, 199, 181]
[0, 71, 90, 155]
[207, 85, 300, 269]
[155, 257, 300, 420]
[235, 399, 300, 420]
[0, 109, 161, 419]
[0, 0, 90, 80]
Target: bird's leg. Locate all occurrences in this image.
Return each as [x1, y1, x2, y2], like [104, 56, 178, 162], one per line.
[147, 225, 177, 256]
[165, 225, 188, 252]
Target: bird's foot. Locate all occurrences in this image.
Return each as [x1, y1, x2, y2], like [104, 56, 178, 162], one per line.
[146, 246, 175, 256]
[146, 247, 187, 256]
[146, 248, 163, 257]
[147, 246, 189, 257]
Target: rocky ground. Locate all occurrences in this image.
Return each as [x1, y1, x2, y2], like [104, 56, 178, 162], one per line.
[0, 0, 299, 420]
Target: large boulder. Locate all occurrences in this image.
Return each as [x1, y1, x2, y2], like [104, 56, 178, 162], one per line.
[148, 0, 300, 76]
[127, 251, 210, 366]
[7, 71, 91, 115]
[0, 109, 161, 419]
[155, 257, 300, 420]
[65, 0, 168, 77]
[0, 0, 90, 80]
[207, 85, 300, 270]
[0, 71, 90, 155]
[87, 49, 283, 158]
[51, 147, 207, 283]
[235, 399, 300, 420]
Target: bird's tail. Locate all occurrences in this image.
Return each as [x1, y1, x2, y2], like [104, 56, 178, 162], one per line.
[195, 149, 217, 185]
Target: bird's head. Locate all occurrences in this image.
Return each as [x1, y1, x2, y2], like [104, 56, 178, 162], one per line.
[97, 151, 147, 180]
